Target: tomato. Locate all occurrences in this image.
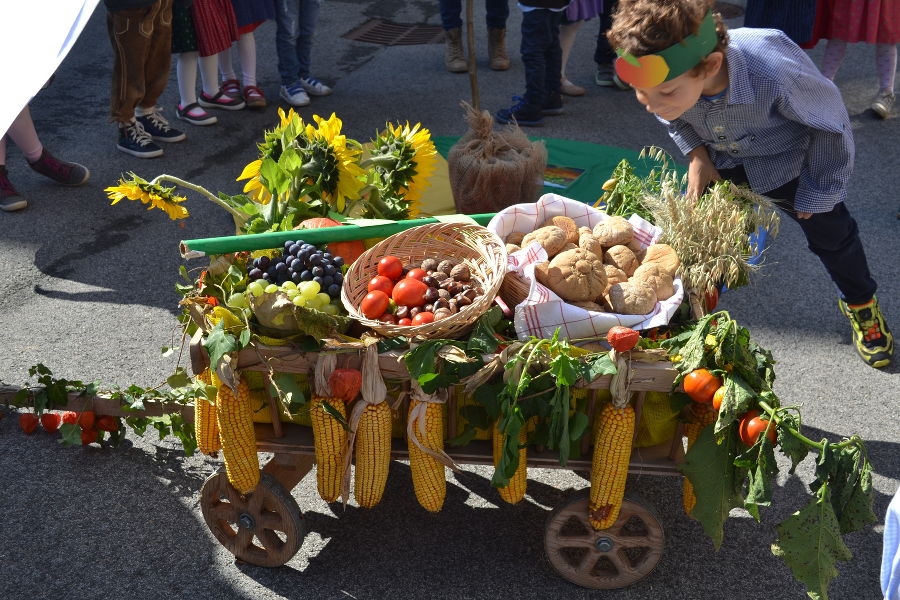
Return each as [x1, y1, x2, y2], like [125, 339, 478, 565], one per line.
[406, 268, 428, 281]
[367, 275, 394, 295]
[379, 313, 398, 325]
[392, 278, 429, 307]
[683, 369, 722, 404]
[360, 290, 390, 319]
[738, 410, 776, 446]
[712, 386, 726, 411]
[412, 312, 435, 326]
[377, 256, 404, 281]
[397, 318, 412, 326]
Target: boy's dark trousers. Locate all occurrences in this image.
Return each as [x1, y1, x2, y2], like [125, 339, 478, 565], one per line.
[718, 165, 877, 305]
[594, 0, 617, 65]
[521, 9, 563, 111]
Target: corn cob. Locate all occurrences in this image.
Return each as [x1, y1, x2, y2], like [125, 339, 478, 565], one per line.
[310, 396, 347, 502]
[589, 402, 635, 530]
[682, 405, 718, 517]
[195, 369, 221, 456]
[492, 422, 528, 504]
[354, 401, 393, 508]
[216, 376, 259, 494]
[407, 398, 446, 512]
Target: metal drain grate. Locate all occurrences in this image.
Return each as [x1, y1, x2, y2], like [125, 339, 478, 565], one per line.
[715, 2, 745, 19]
[342, 19, 445, 46]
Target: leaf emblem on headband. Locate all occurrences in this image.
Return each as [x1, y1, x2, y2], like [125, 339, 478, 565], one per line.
[616, 48, 641, 67]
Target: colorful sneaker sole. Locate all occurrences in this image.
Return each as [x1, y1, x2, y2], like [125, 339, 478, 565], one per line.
[198, 92, 246, 111]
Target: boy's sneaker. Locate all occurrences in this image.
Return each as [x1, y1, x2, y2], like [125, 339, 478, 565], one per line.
[0, 166, 27, 212]
[595, 63, 631, 90]
[871, 90, 895, 119]
[199, 89, 246, 110]
[136, 107, 186, 142]
[495, 98, 543, 126]
[542, 92, 564, 116]
[176, 103, 218, 126]
[279, 82, 310, 107]
[116, 121, 163, 158]
[299, 76, 332, 96]
[28, 149, 90, 186]
[839, 296, 894, 368]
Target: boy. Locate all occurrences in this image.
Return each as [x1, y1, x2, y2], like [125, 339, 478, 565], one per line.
[608, 0, 893, 368]
[495, 0, 570, 126]
[275, 0, 332, 107]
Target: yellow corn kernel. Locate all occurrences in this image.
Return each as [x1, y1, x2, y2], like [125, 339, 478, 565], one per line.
[310, 396, 347, 503]
[354, 402, 393, 508]
[682, 405, 717, 517]
[634, 391, 680, 448]
[216, 376, 259, 494]
[589, 403, 635, 530]
[492, 422, 528, 504]
[195, 369, 221, 456]
[407, 399, 446, 512]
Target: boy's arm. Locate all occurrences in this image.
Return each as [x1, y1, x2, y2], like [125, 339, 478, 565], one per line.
[657, 117, 719, 198]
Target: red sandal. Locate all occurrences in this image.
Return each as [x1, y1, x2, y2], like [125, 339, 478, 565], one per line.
[242, 85, 267, 108]
[221, 79, 241, 97]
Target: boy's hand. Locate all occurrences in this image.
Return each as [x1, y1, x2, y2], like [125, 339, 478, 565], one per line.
[687, 146, 720, 199]
[797, 211, 812, 219]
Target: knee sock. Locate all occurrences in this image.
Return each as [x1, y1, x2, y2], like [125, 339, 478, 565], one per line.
[876, 43, 897, 93]
[177, 52, 200, 107]
[0, 137, 7, 166]
[199, 53, 221, 96]
[7, 106, 43, 163]
[219, 47, 237, 83]
[559, 21, 582, 81]
[821, 39, 847, 80]
[238, 32, 257, 88]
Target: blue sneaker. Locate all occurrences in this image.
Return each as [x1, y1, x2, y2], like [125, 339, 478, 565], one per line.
[116, 121, 163, 158]
[299, 76, 332, 97]
[279, 82, 310, 107]
[496, 97, 543, 126]
[136, 107, 186, 142]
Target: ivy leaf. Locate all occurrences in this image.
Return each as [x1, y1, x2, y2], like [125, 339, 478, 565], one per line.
[59, 423, 82, 447]
[680, 425, 746, 549]
[777, 412, 809, 474]
[227, 264, 245, 286]
[166, 367, 193, 389]
[579, 352, 616, 383]
[239, 327, 251, 348]
[569, 411, 590, 442]
[735, 434, 778, 515]
[771, 486, 852, 600]
[203, 321, 238, 372]
[714, 373, 755, 438]
[467, 306, 503, 355]
[269, 373, 307, 410]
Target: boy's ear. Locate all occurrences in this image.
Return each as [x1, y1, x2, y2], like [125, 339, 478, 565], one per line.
[700, 51, 725, 77]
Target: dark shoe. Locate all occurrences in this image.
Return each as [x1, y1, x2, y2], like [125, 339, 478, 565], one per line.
[872, 90, 895, 119]
[28, 148, 90, 186]
[487, 27, 510, 71]
[221, 78, 242, 98]
[199, 89, 246, 110]
[595, 63, 631, 90]
[136, 107, 186, 143]
[116, 121, 163, 158]
[496, 98, 543, 126]
[542, 92, 564, 116]
[444, 27, 467, 73]
[0, 166, 27, 212]
[839, 296, 894, 368]
[176, 102, 218, 126]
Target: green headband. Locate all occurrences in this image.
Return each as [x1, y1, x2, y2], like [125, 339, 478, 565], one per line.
[615, 11, 718, 88]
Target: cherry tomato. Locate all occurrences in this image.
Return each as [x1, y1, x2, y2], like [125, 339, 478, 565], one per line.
[738, 409, 776, 446]
[360, 290, 390, 319]
[377, 256, 404, 281]
[712, 386, 726, 411]
[367, 275, 394, 295]
[411, 312, 435, 326]
[392, 278, 429, 307]
[406, 268, 428, 281]
[397, 318, 413, 326]
[379, 313, 398, 325]
[683, 369, 722, 404]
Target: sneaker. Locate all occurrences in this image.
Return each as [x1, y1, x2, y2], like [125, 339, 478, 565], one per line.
[495, 97, 543, 126]
[299, 76, 332, 97]
[595, 63, 616, 87]
[176, 102, 218, 126]
[28, 148, 90, 186]
[871, 90, 895, 119]
[279, 83, 310, 107]
[136, 107, 186, 143]
[198, 89, 246, 110]
[116, 121, 163, 158]
[542, 92, 564, 116]
[221, 79, 241, 98]
[839, 296, 894, 368]
[242, 85, 267, 108]
[561, 78, 586, 97]
[0, 166, 27, 212]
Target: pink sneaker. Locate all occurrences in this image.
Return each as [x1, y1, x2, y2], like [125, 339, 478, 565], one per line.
[28, 149, 90, 186]
[0, 165, 28, 212]
[199, 89, 246, 111]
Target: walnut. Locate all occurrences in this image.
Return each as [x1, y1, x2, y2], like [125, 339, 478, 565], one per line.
[437, 260, 456, 275]
[506, 231, 526, 246]
[506, 243, 521, 253]
[537, 248, 607, 302]
[541, 215, 579, 243]
[521, 225, 568, 258]
[578, 232, 603, 257]
[642, 244, 680, 277]
[608, 281, 658, 315]
[421, 258, 439, 272]
[592, 216, 634, 247]
[603, 245, 639, 277]
[450, 264, 471, 282]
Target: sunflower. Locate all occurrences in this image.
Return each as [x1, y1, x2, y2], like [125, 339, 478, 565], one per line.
[372, 122, 437, 217]
[304, 113, 366, 212]
[105, 173, 189, 220]
[235, 159, 272, 204]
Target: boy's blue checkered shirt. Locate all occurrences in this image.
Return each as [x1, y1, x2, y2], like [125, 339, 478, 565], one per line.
[659, 28, 854, 213]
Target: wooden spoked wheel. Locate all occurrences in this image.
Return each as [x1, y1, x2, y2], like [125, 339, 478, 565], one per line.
[200, 470, 306, 567]
[544, 491, 664, 589]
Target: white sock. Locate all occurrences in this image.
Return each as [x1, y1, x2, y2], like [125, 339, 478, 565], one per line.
[219, 47, 237, 82]
[177, 52, 199, 107]
[238, 32, 257, 88]
[199, 54, 220, 96]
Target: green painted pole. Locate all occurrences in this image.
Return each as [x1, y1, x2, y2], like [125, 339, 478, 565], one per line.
[179, 213, 497, 257]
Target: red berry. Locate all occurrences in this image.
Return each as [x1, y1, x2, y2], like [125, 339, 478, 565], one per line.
[97, 416, 119, 432]
[81, 429, 99, 446]
[19, 414, 39, 435]
[78, 411, 96, 430]
[40, 413, 61, 433]
[61, 411, 78, 425]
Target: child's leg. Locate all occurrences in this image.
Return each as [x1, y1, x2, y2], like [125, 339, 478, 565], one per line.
[219, 46, 237, 84]
[295, 0, 322, 80]
[139, 0, 174, 113]
[559, 20, 582, 83]
[543, 11, 564, 99]
[177, 51, 203, 114]
[5, 106, 43, 162]
[876, 43, 897, 93]
[237, 31, 258, 88]
[275, 0, 301, 85]
[520, 10, 552, 110]
[199, 53, 221, 97]
[821, 39, 848, 80]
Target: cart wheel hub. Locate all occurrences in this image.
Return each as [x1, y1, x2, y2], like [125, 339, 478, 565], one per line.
[595, 537, 614, 552]
[238, 513, 256, 530]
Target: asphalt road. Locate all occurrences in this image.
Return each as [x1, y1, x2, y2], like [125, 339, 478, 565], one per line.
[1, 2, 898, 600]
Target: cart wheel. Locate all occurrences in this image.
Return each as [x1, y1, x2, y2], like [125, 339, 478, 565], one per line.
[200, 470, 306, 567]
[544, 490, 664, 589]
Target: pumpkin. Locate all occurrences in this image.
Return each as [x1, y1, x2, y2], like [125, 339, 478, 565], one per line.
[295, 217, 366, 265]
[606, 326, 640, 352]
[328, 368, 362, 403]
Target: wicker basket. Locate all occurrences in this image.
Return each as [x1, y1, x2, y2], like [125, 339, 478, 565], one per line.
[341, 222, 507, 339]
[499, 271, 530, 308]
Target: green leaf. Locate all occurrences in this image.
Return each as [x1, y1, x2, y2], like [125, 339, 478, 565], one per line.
[377, 336, 409, 353]
[771, 487, 852, 600]
[812, 443, 877, 535]
[714, 373, 755, 437]
[227, 264, 245, 286]
[179, 265, 191, 283]
[12, 388, 29, 407]
[239, 327, 251, 347]
[549, 353, 579, 387]
[203, 321, 238, 371]
[569, 411, 590, 442]
[59, 423, 82, 447]
[447, 427, 478, 447]
[777, 412, 809, 474]
[680, 425, 746, 548]
[579, 353, 617, 383]
[735, 434, 778, 515]
[466, 306, 503, 355]
[491, 408, 525, 488]
[166, 367, 193, 389]
[667, 313, 717, 381]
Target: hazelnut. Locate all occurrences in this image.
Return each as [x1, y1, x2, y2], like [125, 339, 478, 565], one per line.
[434, 297, 450, 310]
[430, 271, 449, 282]
[450, 264, 471, 282]
[437, 260, 456, 274]
[424, 287, 440, 303]
[421, 258, 439, 272]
